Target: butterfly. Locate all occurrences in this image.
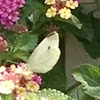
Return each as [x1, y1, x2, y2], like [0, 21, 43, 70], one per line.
[27, 31, 61, 73]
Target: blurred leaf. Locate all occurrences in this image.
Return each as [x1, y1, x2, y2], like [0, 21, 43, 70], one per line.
[94, 0, 100, 9]
[55, 15, 82, 30]
[0, 94, 13, 100]
[79, 18, 100, 59]
[25, 89, 74, 100]
[68, 85, 95, 100]
[71, 15, 82, 29]
[73, 64, 100, 99]
[25, 93, 40, 100]
[37, 89, 75, 100]
[19, 0, 44, 24]
[41, 61, 67, 92]
[28, 10, 41, 24]
[0, 52, 9, 63]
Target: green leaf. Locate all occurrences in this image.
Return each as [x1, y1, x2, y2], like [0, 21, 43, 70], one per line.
[68, 85, 95, 100]
[2, 30, 38, 52]
[71, 15, 82, 29]
[0, 52, 9, 63]
[25, 89, 74, 100]
[0, 94, 13, 100]
[94, 0, 100, 9]
[19, 0, 44, 24]
[80, 18, 100, 59]
[11, 50, 29, 62]
[25, 93, 40, 100]
[13, 34, 38, 52]
[55, 15, 82, 30]
[28, 10, 41, 24]
[73, 64, 100, 99]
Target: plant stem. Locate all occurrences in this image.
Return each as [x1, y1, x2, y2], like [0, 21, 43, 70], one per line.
[65, 82, 81, 94]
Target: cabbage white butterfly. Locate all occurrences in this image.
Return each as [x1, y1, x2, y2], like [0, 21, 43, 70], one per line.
[27, 31, 61, 73]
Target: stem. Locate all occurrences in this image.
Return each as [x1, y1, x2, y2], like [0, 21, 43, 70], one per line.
[65, 82, 81, 94]
[80, 2, 95, 4]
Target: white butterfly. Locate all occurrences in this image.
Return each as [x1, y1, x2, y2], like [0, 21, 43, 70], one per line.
[27, 31, 61, 73]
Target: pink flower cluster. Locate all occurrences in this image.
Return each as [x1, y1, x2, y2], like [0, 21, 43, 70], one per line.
[0, 36, 8, 52]
[0, 63, 42, 100]
[0, 0, 25, 29]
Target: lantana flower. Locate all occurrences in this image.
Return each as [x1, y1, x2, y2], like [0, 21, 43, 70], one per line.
[66, 0, 78, 9]
[26, 81, 40, 92]
[45, 0, 79, 20]
[0, 80, 14, 94]
[0, 63, 42, 100]
[46, 7, 57, 18]
[0, 0, 25, 29]
[44, 0, 55, 5]
[59, 7, 72, 19]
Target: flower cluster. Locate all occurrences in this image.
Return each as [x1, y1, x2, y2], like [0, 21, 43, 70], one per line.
[0, 36, 8, 52]
[0, 0, 25, 29]
[12, 23, 28, 34]
[0, 63, 42, 100]
[45, 0, 78, 19]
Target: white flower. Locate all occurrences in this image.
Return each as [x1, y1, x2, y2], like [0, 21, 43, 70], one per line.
[0, 66, 6, 73]
[0, 80, 14, 94]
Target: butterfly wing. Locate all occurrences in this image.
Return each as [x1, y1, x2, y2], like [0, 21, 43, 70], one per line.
[27, 31, 61, 73]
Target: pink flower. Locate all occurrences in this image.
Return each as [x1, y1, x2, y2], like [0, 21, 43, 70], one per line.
[0, 0, 25, 29]
[15, 0, 25, 8]
[8, 11, 19, 22]
[32, 74, 42, 85]
[0, 64, 42, 100]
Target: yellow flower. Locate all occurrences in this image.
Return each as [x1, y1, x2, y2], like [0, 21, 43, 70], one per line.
[0, 80, 14, 94]
[59, 7, 72, 19]
[23, 71, 33, 80]
[46, 7, 57, 18]
[15, 67, 32, 77]
[26, 81, 39, 92]
[44, 0, 55, 5]
[10, 64, 16, 71]
[16, 87, 26, 95]
[66, 0, 78, 9]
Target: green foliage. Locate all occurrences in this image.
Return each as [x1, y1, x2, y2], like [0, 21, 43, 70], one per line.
[0, 31, 38, 63]
[79, 18, 100, 59]
[41, 61, 67, 92]
[28, 10, 41, 24]
[25, 93, 40, 100]
[68, 85, 95, 100]
[71, 15, 82, 29]
[25, 89, 74, 100]
[0, 94, 13, 100]
[93, 0, 100, 9]
[19, 0, 44, 25]
[73, 64, 100, 99]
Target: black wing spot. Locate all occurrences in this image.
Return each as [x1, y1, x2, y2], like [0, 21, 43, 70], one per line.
[48, 46, 51, 49]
